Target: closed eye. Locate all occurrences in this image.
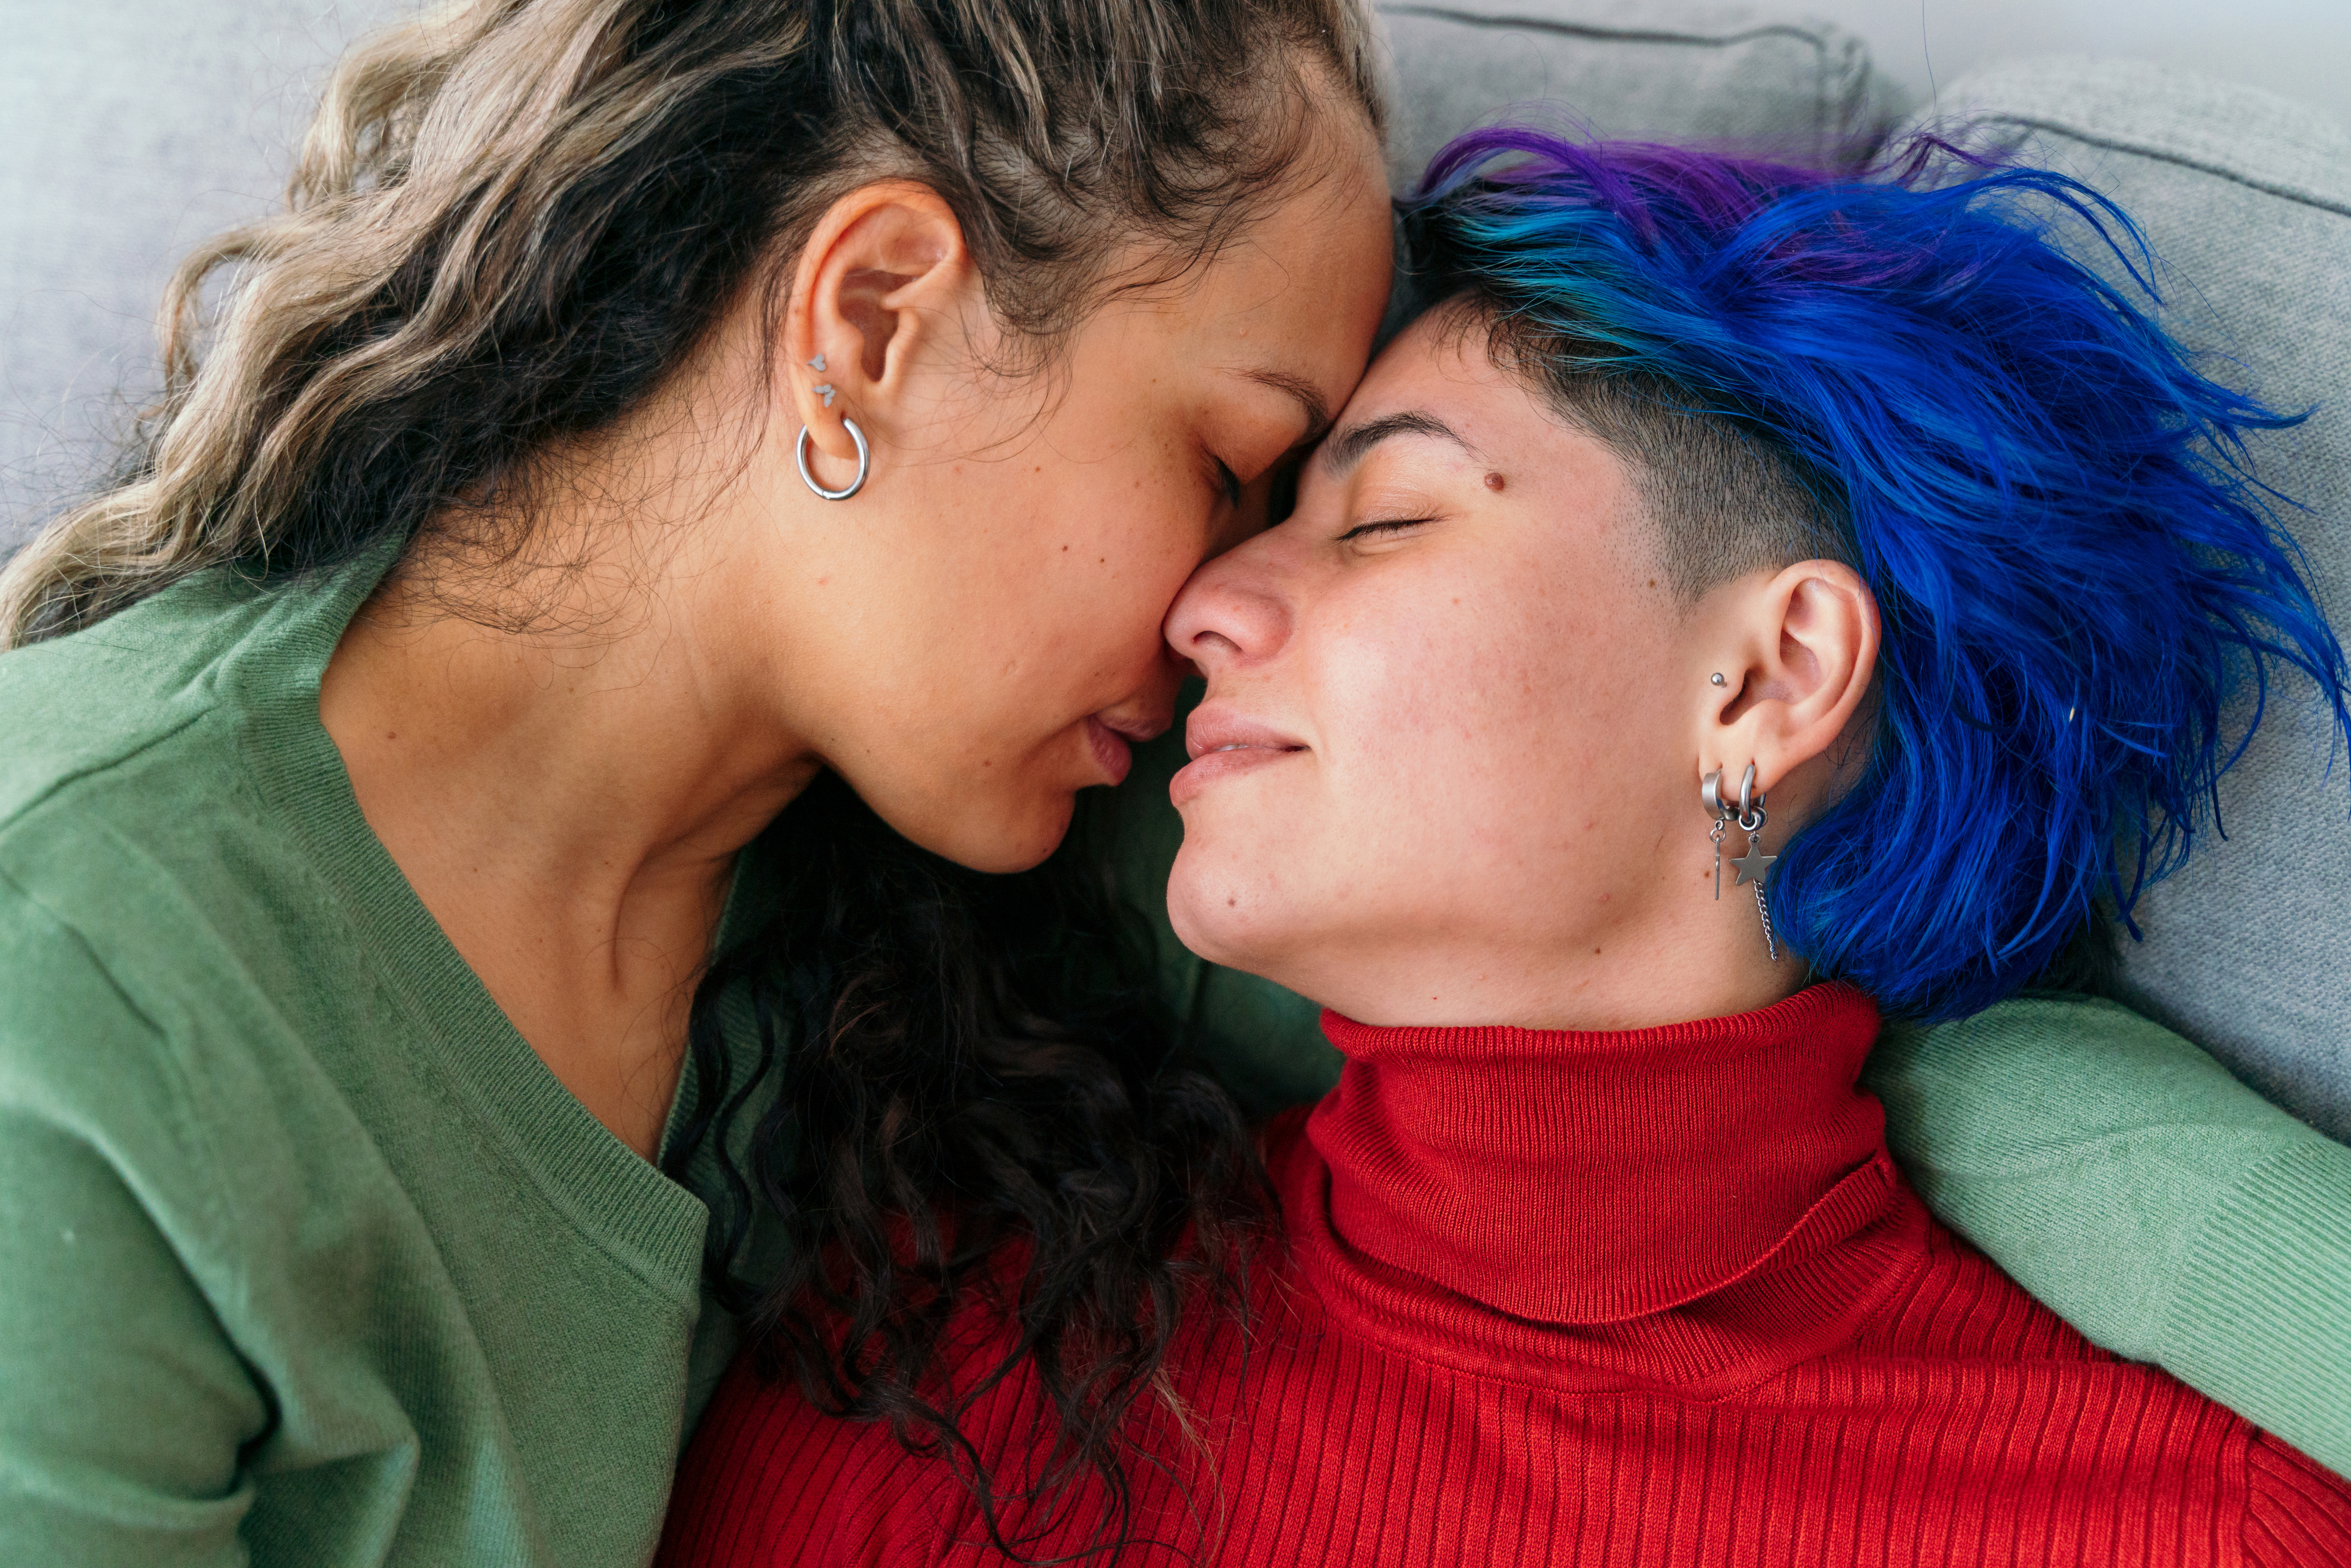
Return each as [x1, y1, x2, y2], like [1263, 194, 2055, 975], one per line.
[1214, 458, 1244, 509]
[1338, 517, 1435, 542]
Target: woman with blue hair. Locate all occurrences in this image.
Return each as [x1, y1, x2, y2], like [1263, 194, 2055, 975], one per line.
[660, 132, 2351, 1563]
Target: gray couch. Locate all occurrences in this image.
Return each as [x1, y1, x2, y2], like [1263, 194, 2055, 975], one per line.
[6, 2, 2348, 1137]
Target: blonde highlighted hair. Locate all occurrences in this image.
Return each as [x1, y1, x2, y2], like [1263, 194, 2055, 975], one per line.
[1, 0, 1381, 645]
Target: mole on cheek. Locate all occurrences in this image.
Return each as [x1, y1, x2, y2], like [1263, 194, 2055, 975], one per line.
[1483, 472, 1506, 492]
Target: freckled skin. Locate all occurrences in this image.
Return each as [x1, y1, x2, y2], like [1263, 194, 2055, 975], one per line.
[1164, 310, 1838, 1031]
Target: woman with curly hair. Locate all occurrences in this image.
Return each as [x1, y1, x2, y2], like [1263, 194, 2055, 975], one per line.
[0, 2, 1391, 1563]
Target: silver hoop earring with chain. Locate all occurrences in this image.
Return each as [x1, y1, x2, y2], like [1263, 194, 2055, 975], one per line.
[1700, 761, 1782, 963]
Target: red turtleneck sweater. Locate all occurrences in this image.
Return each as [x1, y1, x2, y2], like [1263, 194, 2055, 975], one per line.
[660, 985, 2351, 1566]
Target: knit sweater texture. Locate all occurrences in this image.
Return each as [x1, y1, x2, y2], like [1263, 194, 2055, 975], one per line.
[660, 983, 2351, 1566]
[0, 552, 756, 1567]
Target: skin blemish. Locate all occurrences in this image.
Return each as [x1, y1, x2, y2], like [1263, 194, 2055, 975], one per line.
[1227, 897, 1237, 907]
[1484, 471, 1506, 491]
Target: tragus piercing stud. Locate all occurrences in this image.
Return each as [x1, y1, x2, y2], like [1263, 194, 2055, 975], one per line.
[806, 354, 826, 371]
[1710, 672, 1727, 686]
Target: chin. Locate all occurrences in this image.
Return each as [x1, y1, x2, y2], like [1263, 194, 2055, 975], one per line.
[1167, 841, 1301, 980]
[924, 789, 1076, 875]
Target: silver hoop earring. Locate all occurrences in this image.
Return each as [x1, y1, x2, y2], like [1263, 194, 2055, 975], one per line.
[796, 417, 869, 501]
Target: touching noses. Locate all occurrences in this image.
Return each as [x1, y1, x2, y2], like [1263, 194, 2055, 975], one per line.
[1164, 538, 1295, 679]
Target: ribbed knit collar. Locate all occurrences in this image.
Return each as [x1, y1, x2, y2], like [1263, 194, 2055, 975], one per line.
[1281, 983, 1928, 1394]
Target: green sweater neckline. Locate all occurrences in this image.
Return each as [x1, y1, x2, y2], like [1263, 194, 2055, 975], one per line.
[222, 546, 709, 1294]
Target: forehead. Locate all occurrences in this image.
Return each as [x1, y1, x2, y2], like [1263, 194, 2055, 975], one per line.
[1312, 309, 1560, 475]
[1164, 132, 1392, 319]
[1110, 138, 1393, 418]
[1342, 310, 1530, 431]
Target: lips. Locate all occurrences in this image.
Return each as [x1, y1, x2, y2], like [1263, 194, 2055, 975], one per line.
[1081, 705, 1174, 789]
[1170, 705, 1306, 806]
[1085, 716, 1137, 786]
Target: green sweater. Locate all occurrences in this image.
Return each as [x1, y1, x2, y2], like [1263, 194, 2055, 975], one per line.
[0, 552, 752, 1566]
[2, 552, 2346, 1567]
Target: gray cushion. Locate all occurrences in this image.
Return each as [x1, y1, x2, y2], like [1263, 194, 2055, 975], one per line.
[1378, 1, 1907, 192]
[0, 1, 396, 552]
[1892, 59, 2351, 1141]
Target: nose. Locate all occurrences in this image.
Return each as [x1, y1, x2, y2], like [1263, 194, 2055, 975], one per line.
[1164, 534, 1295, 679]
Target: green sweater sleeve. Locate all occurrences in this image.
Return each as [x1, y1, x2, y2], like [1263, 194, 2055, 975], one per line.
[1866, 994, 2351, 1474]
[0, 887, 267, 1566]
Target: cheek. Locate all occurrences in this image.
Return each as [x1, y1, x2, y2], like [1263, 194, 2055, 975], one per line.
[1310, 564, 1686, 934]
[1323, 606, 1591, 873]
[1033, 479, 1207, 656]
[1168, 586, 1609, 965]
[939, 461, 1206, 725]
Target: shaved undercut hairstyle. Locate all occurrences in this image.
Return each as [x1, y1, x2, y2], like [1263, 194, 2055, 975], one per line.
[1404, 129, 2351, 1021]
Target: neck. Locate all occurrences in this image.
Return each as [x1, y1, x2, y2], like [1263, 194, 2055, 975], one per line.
[1269, 898, 1813, 1034]
[319, 358, 830, 926]
[1308, 984, 1884, 1325]
[317, 496, 821, 1157]
[314, 363, 843, 1156]
[323, 534, 817, 926]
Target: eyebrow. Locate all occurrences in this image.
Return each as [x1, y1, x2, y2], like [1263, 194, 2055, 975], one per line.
[1318, 410, 1476, 475]
[1243, 369, 1336, 447]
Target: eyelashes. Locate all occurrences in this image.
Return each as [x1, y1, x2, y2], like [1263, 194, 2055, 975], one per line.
[1215, 458, 1244, 509]
[1337, 516, 1435, 542]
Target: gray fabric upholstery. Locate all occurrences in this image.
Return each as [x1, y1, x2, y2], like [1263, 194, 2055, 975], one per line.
[1898, 60, 2351, 1142]
[1378, 1, 1905, 192]
[0, 1, 393, 551]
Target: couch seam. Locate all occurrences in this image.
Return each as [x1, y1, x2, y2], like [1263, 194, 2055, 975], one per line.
[1384, 5, 1834, 56]
[1383, 5, 1845, 151]
[1960, 113, 2351, 219]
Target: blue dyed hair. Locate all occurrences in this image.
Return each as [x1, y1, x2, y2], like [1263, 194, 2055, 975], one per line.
[1407, 129, 2351, 1020]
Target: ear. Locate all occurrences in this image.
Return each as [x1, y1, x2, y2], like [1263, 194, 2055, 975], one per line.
[1697, 559, 1880, 805]
[783, 180, 979, 467]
